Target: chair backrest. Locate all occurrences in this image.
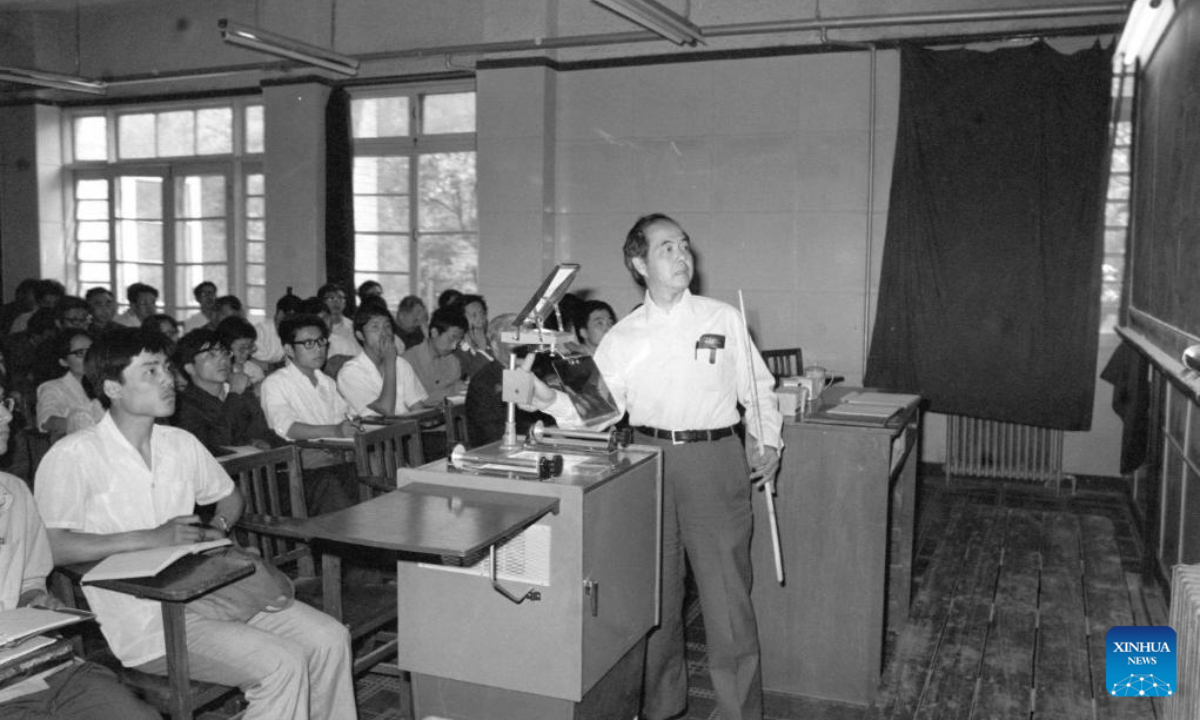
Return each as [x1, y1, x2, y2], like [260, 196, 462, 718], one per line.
[760, 347, 803, 379]
[443, 401, 469, 448]
[220, 445, 313, 579]
[353, 419, 424, 489]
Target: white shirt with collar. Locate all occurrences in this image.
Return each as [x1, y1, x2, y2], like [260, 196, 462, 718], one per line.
[336, 353, 428, 417]
[259, 361, 350, 440]
[36, 372, 105, 433]
[548, 290, 783, 449]
[33, 413, 234, 667]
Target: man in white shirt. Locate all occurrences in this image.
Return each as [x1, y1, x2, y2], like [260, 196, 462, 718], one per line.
[526, 213, 782, 720]
[112, 283, 158, 328]
[259, 314, 359, 515]
[252, 292, 303, 367]
[337, 304, 429, 418]
[34, 326, 357, 720]
[181, 280, 217, 333]
[36, 329, 105, 440]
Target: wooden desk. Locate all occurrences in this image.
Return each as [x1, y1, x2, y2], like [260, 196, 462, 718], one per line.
[77, 553, 255, 720]
[751, 387, 921, 706]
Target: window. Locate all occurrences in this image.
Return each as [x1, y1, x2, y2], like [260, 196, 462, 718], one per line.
[1102, 74, 1134, 334]
[351, 85, 477, 309]
[66, 100, 265, 319]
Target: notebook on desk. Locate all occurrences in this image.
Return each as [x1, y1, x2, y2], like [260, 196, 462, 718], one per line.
[824, 403, 904, 423]
[840, 391, 920, 407]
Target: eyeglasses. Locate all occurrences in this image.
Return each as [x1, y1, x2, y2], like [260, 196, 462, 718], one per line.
[66, 348, 90, 358]
[291, 337, 329, 350]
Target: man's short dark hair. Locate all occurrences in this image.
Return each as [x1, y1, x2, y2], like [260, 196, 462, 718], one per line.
[53, 328, 93, 360]
[173, 328, 226, 382]
[33, 279, 67, 304]
[193, 281, 217, 300]
[623, 213, 679, 287]
[397, 295, 426, 314]
[142, 313, 178, 335]
[276, 292, 303, 316]
[278, 313, 329, 346]
[53, 296, 91, 323]
[429, 307, 468, 336]
[456, 294, 488, 315]
[298, 297, 326, 317]
[318, 283, 346, 301]
[126, 282, 159, 304]
[437, 289, 462, 309]
[214, 295, 243, 314]
[84, 286, 113, 302]
[353, 302, 395, 337]
[216, 316, 257, 344]
[85, 327, 173, 409]
[357, 280, 383, 300]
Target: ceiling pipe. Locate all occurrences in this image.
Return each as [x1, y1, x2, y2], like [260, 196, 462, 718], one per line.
[70, 3, 1124, 89]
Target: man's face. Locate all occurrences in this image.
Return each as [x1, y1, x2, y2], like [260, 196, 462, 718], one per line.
[59, 307, 92, 330]
[583, 309, 615, 348]
[285, 325, 329, 371]
[463, 301, 487, 334]
[188, 345, 231, 385]
[88, 292, 116, 324]
[132, 291, 158, 321]
[157, 319, 181, 343]
[322, 290, 347, 317]
[357, 315, 393, 352]
[195, 285, 217, 311]
[634, 220, 694, 296]
[430, 326, 464, 358]
[60, 334, 93, 376]
[228, 337, 255, 365]
[397, 305, 428, 332]
[106, 350, 176, 418]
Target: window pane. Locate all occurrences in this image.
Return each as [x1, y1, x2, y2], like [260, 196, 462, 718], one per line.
[79, 262, 110, 284]
[118, 221, 164, 262]
[175, 266, 228, 308]
[246, 172, 264, 195]
[117, 264, 164, 296]
[77, 221, 110, 241]
[355, 233, 410, 273]
[76, 178, 108, 200]
[73, 116, 108, 161]
[246, 219, 265, 241]
[246, 242, 265, 264]
[118, 176, 163, 218]
[355, 195, 409, 233]
[157, 111, 195, 157]
[423, 92, 475, 134]
[197, 108, 233, 155]
[418, 152, 476, 232]
[352, 97, 409, 138]
[245, 105, 264, 153]
[246, 197, 264, 217]
[118, 114, 156, 159]
[418, 233, 477, 300]
[355, 156, 408, 194]
[175, 220, 228, 263]
[175, 175, 227, 217]
[77, 199, 110, 221]
[78, 242, 110, 262]
[247, 265, 266, 285]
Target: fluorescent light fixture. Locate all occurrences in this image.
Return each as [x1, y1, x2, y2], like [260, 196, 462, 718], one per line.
[1114, 0, 1175, 69]
[219, 18, 360, 76]
[0, 66, 107, 95]
[592, 0, 705, 46]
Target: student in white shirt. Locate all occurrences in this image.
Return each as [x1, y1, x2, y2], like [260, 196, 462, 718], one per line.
[337, 304, 429, 417]
[36, 329, 105, 440]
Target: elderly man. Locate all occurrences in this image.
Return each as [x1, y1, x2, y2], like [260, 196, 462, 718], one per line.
[527, 213, 782, 720]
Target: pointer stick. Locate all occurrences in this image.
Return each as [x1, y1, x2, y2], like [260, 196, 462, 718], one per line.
[738, 290, 784, 585]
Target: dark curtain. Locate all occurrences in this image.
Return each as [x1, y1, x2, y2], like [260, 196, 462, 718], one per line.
[325, 88, 355, 290]
[863, 42, 1113, 431]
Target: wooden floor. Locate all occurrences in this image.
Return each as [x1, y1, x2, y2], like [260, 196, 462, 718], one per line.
[353, 472, 1169, 720]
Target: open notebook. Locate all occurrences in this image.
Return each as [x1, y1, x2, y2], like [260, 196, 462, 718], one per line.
[82, 538, 231, 583]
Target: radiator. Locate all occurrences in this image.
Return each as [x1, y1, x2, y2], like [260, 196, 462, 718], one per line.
[944, 414, 1065, 489]
[1165, 564, 1200, 720]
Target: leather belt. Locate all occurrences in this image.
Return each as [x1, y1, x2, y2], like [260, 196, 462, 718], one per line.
[635, 425, 737, 444]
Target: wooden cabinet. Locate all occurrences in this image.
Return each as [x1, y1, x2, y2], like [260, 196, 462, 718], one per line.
[750, 387, 920, 706]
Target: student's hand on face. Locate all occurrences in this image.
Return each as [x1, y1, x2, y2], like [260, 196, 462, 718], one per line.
[380, 331, 398, 363]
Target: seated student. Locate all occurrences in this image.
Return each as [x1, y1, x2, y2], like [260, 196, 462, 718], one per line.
[141, 313, 181, 344]
[182, 281, 217, 333]
[113, 283, 158, 328]
[337, 304, 429, 418]
[259, 314, 359, 515]
[575, 299, 617, 353]
[33, 327, 357, 720]
[252, 290, 303, 368]
[395, 295, 428, 350]
[357, 280, 384, 306]
[53, 296, 93, 333]
[402, 306, 468, 405]
[216, 316, 266, 391]
[9, 279, 66, 335]
[85, 287, 118, 336]
[318, 283, 356, 351]
[172, 328, 277, 454]
[452, 294, 493, 382]
[213, 295, 243, 325]
[465, 313, 554, 448]
[0, 404, 160, 720]
[36, 329, 105, 440]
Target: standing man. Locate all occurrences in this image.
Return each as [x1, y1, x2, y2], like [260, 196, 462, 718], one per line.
[528, 213, 782, 720]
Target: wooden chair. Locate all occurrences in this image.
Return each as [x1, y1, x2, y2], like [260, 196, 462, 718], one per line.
[223, 445, 398, 676]
[353, 418, 425, 496]
[760, 347, 804, 379]
[443, 400, 469, 449]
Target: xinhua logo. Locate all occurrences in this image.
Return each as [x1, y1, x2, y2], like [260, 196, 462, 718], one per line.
[1106, 626, 1176, 697]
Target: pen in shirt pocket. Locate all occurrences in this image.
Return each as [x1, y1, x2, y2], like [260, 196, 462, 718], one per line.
[695, 334, 725, 363]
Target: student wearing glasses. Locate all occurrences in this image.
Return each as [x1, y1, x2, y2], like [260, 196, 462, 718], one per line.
[172, 329, 277, 454]
[259, 313, 358, 515]
[36, 329, 104, 441]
